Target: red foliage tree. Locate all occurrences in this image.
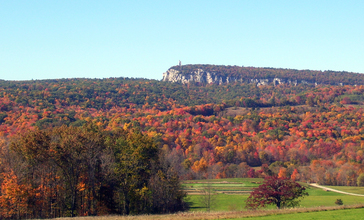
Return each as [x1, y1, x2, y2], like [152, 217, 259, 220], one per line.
[247, 168, 257, 178]
[246, 176, 308, 209]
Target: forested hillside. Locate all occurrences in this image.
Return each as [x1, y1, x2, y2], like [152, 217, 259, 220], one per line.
[1, 67, 364, 217]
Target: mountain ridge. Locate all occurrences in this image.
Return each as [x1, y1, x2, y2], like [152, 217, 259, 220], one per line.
[162, 64, 363, 86]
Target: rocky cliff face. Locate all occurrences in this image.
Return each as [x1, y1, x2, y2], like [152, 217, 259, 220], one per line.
[162, 68, 242, 84]
[162, 67, 318, 86]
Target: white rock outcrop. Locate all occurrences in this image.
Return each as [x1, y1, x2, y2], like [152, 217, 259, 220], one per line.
[162, 67, 319, 86]
[162, 68, 232, 84]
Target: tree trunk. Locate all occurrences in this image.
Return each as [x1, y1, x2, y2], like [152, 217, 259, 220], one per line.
[276, 201, 281, 209]
[123, 190, 130, 215]
[71, 189, 77, 217]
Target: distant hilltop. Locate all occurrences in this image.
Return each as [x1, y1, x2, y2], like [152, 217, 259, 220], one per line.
[162, 64, 364, 86]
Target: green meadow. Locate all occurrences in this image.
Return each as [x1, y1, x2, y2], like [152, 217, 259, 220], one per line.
[183, 178, 364, 212]
[229, 207, 364, 220]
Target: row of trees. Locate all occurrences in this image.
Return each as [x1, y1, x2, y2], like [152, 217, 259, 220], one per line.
[0, 124, 187, 219]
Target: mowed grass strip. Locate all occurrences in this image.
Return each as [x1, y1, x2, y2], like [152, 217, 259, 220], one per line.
[182, 178, 262, 195]
[183, 178, 263, 185]
[229, 207, 364, 220]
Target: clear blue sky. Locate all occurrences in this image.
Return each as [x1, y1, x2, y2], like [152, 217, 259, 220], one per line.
[1, 1, 364, 81]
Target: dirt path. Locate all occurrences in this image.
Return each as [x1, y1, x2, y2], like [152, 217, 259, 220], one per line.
[310, 183, 364, 197]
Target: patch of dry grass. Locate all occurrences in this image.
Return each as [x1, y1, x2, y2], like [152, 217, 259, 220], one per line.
[42, 204, 364, 220]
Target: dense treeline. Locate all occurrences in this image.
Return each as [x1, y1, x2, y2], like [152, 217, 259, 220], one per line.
[170, 64, 364, 85]
[0, 76, 320, 111]
[0, 124, 187, 219]
[1, 71, 364, 217]
[0, 78, 320, 136]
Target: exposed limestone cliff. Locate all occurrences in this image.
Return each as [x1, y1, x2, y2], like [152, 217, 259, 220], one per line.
[162, 68, 235, 84]
[162, 67, 317, 86]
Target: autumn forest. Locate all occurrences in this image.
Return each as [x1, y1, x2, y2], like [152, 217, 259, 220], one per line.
[1, 65, 364, 218]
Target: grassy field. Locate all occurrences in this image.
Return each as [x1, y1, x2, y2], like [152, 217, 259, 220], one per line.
[183, 178, 364, 211]
[183, 178, 259, 211]
[230, 207, 364, 220]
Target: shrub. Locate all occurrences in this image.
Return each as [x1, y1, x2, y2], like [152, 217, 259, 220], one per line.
[335, 199, 343, 206]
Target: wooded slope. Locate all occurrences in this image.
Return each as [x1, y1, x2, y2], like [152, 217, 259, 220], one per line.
[0, 71, 364, 188]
